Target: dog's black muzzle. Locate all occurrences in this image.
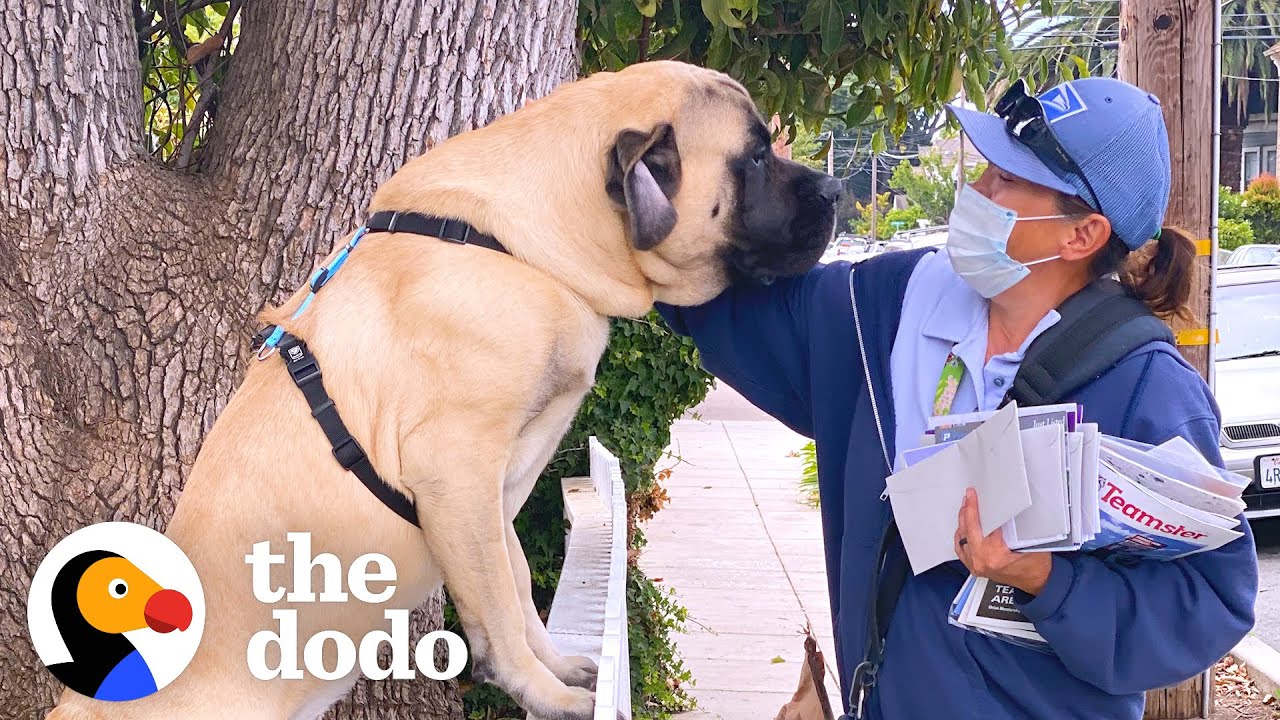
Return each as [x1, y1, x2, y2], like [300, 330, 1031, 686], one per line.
[724, 168, 842, 285]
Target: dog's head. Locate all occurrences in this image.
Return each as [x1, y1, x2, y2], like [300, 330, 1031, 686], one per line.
[599, 62, 842, 306]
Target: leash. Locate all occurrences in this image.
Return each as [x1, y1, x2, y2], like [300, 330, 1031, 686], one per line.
[251, 211, 510, 528]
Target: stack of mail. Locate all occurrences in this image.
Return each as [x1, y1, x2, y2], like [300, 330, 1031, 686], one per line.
[881, 402, 1250, 652]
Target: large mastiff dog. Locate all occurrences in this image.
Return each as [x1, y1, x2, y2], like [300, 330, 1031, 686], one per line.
[50, 61, 839, 719]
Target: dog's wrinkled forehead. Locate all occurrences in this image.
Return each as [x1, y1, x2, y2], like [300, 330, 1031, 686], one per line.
[676, 72, 767, 150]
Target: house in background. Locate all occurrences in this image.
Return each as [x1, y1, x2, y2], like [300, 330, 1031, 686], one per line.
[931, 132, 985, 172]
[1237, 79, 1277, 189]
[1234, 42, 1280, 190]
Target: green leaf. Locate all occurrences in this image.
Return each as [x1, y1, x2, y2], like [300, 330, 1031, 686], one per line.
[844, 99, 875, 127]
[962, 69, 985, 111]
[634, 0, 659, 17]
[1040, 0, 1053, 15]
[762, 66, 782, 97]
[871, 128, 887, 154]
[702, 0, 746, 28]
[651, 17, 699, 59]
[819, 0, 846, 56]
[812, 132, 833, 162]
[771, 656, 786, 664]
[909, 52, 931, 102]
[997, 41, 1015, 71]
[1071, 54, 1090, 78]
[706, 25, 733, 68]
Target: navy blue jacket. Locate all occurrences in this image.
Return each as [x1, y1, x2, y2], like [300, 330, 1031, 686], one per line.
[659, 250, 1257, 719]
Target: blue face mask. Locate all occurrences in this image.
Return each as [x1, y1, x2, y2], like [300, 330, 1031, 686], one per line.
[946, 184, 1066, 299]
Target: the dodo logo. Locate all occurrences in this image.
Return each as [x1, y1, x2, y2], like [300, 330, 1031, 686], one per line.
[27, 522, 205, 702]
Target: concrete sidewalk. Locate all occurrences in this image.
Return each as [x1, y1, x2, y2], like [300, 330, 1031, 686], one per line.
[639, 385, 842, 718]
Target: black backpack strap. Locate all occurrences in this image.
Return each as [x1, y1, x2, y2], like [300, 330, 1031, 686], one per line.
[1004, 278, 1173, 407]
[277, 333, 421, 527]
[848, 520, 908, 718]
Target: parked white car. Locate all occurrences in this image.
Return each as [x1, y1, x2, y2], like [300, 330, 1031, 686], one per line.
[821, 234, 871, 264]
[1215, 264, 1280, 518]
[1224, 244, 1280, 267]
[887, 225, 949, 251]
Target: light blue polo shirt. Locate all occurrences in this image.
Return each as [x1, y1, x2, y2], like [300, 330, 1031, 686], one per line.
[889, 251, 1061, 470]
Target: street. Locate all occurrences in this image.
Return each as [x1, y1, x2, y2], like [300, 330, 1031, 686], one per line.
[1248, 520, 1280, 650]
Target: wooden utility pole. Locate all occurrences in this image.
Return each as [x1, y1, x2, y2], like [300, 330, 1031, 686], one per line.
[1119, 0, 1214, 379]
[1119, 0, 1217, 718]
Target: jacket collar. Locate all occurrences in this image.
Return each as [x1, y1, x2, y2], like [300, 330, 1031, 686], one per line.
[920, 269, 986, 345]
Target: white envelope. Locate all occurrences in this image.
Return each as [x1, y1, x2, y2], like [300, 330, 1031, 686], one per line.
[886, 402, 1033, 575]
[1004, 425, 1070, 549]
[1080, 424, 1101, 537]
[1021, 431, 1087, 553]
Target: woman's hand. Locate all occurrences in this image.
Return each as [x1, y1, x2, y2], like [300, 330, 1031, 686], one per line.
[954, 488, 1053, 596]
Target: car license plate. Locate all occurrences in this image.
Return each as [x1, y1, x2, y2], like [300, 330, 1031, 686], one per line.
[1261, 455, 1280, 490]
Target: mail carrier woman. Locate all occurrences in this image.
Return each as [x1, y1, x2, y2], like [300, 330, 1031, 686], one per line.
[659, 77, 1258, 719]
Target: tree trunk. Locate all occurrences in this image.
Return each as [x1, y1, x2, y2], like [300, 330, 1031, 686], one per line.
[0, 0, 578, 716]
[1220, 96, 1247, 191]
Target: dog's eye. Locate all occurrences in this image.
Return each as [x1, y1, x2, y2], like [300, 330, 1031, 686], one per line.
[751, 150, 767, 166]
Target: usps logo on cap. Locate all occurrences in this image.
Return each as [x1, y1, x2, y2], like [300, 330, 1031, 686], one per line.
[1038, 82, 1088, 124]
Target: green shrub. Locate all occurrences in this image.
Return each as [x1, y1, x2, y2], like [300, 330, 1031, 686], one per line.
[456, 313, 712, 719]
[1220, 185, 1248, 221]
[1218, 218, 1255, 251]
[798, 440, 819, 507]
[1241, 178, 1280, 245]
[850, 200, 929, 239]
[627, 565, 696, 718]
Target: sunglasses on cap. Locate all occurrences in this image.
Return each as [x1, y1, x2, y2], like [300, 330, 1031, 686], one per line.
[994, 79, 1104, 215]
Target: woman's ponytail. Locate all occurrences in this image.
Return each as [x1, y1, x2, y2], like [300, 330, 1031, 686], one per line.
[1114, 226, 1196, 320]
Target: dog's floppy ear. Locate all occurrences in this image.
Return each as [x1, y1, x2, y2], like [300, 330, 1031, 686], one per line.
[606, 123, 682, 251]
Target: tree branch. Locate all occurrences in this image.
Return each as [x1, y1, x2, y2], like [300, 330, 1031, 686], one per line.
[175, 0, 242, 169]
[638, 15, 651, 62]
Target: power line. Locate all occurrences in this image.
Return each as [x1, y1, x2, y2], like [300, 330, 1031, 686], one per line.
[1224, 73, 1280, 82]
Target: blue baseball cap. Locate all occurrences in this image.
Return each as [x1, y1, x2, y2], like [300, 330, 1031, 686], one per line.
[946, 77, 1171, 251]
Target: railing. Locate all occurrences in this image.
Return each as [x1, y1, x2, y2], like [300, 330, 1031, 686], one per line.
[532, 436, 631, 720]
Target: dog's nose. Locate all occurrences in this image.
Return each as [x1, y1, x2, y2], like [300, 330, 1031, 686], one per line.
[816, 174, 843, 204]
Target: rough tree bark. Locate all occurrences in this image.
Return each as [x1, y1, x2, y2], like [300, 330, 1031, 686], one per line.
[0, 0, 578, 716]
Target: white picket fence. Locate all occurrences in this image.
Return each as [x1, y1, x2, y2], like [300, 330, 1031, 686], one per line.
[532, 436, 631, 720]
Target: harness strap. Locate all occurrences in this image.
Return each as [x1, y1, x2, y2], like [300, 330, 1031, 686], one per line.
[253, 212, 508, 527]
[365, 210, 509, 255]
[277, 332, 421, 528]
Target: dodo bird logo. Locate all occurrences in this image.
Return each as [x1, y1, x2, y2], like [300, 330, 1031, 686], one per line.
[27, 522, 205, 702]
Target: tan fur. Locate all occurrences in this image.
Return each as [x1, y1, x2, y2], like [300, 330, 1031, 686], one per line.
[48, 61, 762, 720]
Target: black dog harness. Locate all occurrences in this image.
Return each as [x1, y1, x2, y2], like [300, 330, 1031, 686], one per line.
[252, 211, 510, 528]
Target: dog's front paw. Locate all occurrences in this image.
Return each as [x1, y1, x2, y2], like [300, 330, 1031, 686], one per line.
[527, 684, 595, 720]
[554, 655, 599, 690]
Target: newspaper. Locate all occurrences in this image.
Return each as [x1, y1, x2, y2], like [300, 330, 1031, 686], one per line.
[1081, 461, 1243, 562]
[949, 575, 1050, 653]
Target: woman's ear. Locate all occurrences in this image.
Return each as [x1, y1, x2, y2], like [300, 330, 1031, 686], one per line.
[1062, 213, 1112, 261]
